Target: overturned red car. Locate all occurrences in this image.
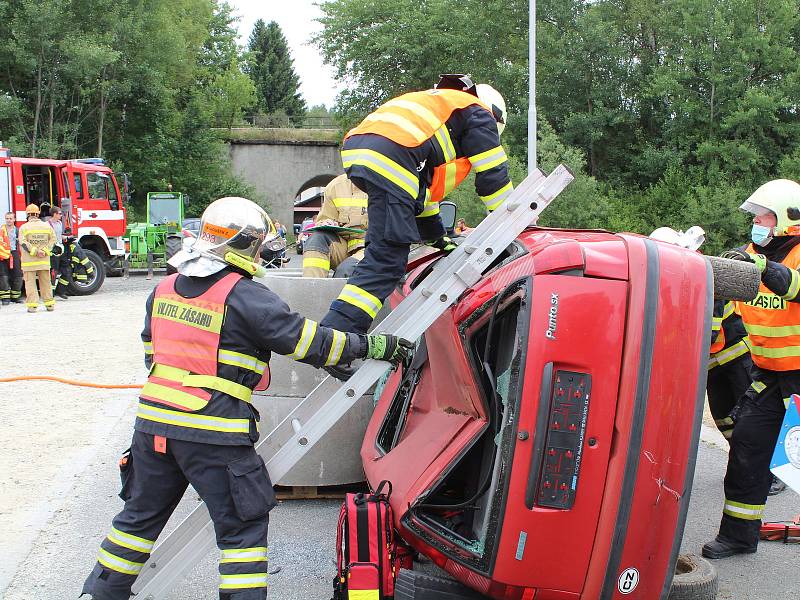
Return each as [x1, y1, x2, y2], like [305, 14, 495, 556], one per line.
[361, 228, 713, 600]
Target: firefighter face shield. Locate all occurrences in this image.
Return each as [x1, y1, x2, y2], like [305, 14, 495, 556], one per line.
[168, 197, 276, 277]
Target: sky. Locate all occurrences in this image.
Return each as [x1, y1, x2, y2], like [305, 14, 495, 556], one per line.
[228, 0, 342, 109]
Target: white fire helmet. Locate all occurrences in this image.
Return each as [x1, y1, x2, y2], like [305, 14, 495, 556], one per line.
[476, 84, 507, 136]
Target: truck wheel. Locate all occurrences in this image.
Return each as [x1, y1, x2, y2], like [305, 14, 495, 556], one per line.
[165, 235, 182, 275]
[706, 256, 761, 302]
[668, 554, 718, 600]
[394, 570, 487, 600]
[68, 249, 106, 296]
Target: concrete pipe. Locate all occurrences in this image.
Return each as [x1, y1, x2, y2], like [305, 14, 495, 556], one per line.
[252, 270, 379, 486]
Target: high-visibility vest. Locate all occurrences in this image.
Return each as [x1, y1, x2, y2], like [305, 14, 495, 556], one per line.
[429, 157, 472, 203]
[140, 273, 270, 414]
[0, 226, 9, 261]
[345, 89, 492, 149]
[737, 242, 800, 371]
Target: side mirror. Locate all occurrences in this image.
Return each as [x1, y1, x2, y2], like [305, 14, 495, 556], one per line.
[438, 201, 457, 236]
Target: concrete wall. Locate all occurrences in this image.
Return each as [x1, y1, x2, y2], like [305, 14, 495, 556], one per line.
[228, 141, 343, 229]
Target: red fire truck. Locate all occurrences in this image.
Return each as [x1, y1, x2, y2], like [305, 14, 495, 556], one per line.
[0, 145, 128, 294]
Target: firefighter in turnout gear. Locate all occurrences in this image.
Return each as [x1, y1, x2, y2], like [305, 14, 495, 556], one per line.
[18, 203, 56, 312]
[707, 300, 753, 441]
[319, 74, 512, 337]
[81, 197, 411, 600]
[703, 179, 800, 559]
[1, 212, 23, 303]
[302, 174, 369, 278]
[69, 238, 94, 285]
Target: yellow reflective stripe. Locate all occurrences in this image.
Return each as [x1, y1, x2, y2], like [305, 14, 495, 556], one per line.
[141, 381, 208, 410]
[332, 197, 368, 209]
[418, 199, 440, 218]
[183, 374, 252, 403]
[433, 125, 456, 162]
[152, 298, 223, 333]
[469, 145, 507, 172]
[337, 284, 382, 318]
[219, 573, 268, 589]
[107, 528, 155, 553]
[383, 98, 441, 129]
[723, 499, 765, 520]
[751, 381, 767, 393]
[481, 181, 514, 210]
[783, 269, 800, 300]
[137, 403, 250, 433]
[749, 345, 800, 359]
[444, 161, 458, 196]
[744, 322, 800, 337]
[288, 319, 318, 360]
[347, 238, 365, 251]
[722, 301, 735, 320]
[303, 256, 331, 270]
[98, 548, 144, 575]
[709, 340, 750, 369]
[220, 547, 268, 563]
[143, 341, 153, 355]
[218, 349, 267, 374]
[21, 259, 50, 268]
[711, 316, 723, 332]
[325, 330, 347, 366]
[342, 149, 419, 199]
[784, 397, 791, 409]
[348, 591, 380, 600]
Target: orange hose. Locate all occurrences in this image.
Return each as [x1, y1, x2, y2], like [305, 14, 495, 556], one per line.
[0, 376, 142, 389]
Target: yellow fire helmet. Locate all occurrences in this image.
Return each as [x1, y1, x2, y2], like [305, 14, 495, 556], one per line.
[25, 203, 40, 216]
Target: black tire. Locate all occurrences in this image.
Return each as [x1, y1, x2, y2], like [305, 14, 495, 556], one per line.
[165, 235, 182, 275]
[68, 249, 106, 295]
[296, 242, 303, 255]
[668, 554, 719, 600]
[394, 570, 487, 600]
[706, 256, 761, 302]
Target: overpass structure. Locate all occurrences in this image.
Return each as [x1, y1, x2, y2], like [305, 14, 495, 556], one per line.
[226, 128, 344, 230]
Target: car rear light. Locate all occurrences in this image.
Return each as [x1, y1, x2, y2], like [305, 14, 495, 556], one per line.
[534, 370, 591, 510]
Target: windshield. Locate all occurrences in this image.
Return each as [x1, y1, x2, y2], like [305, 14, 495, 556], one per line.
[148, 193, 182, 225]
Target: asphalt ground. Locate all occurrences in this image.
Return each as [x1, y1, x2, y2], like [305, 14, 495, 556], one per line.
[0, 270, 798, 600]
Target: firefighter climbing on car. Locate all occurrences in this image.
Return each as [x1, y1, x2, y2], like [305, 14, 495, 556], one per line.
[318, 74, 513, 350]
[703, 179, 800, 559]
[80, 196, 411, 600]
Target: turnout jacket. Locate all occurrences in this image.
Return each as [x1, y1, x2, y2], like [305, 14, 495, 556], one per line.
[342, 89, 513, 215]
[18, 217, 56, 272]
[138, 267, 366, 445]
[708, 300, 750, 369]
[737, 237, 800, 371]
[317, 174, 368, 253]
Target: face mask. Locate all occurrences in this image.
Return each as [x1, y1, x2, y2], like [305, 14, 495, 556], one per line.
[751, 224, 773, 246]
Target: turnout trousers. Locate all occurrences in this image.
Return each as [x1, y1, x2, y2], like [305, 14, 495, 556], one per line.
[82, 430, 276, 600]
[320, 178, 444, 334]
[23, 268, 53, 310]
[302, 232, 355, 278]
[718, 366, 797, 547]
[53, 246, 73, 295]
[0, 249, 23, 302]
[706, 354, 753, 441]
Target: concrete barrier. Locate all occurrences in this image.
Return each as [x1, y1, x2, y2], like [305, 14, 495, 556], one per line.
[251, 271, 374, 486]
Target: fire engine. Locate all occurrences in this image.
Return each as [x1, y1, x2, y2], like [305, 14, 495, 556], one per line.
[0, 145, 128, 294]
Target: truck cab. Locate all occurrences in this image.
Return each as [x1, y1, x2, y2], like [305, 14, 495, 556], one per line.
[0, 146, 128, 292]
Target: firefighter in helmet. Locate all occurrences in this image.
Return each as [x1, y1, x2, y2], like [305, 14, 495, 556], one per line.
[703, 179, 800, 559]
[81, 197, 411, 600]
[302, 174, 369, 278]
[18, 203, 56, 312]
[318, 74, 512, 349]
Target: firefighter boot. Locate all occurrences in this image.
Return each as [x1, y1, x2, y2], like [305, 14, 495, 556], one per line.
[701, 535, 757, 559]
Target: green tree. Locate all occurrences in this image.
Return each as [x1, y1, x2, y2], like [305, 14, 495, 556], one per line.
[246, 19, 306, 118]
[212, 61, 257, 129]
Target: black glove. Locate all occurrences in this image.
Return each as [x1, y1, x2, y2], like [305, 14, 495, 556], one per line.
[364, 334, 413, 365]
[323, 364, 356, 381]
[720, 249, 753, 262]
[427, 236, 457, 253]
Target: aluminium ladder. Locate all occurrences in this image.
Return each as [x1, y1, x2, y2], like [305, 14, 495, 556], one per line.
[131, 164, 574, 599]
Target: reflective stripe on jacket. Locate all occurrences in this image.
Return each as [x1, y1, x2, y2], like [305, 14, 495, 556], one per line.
[738, 243, 800, 370]
[0, 226, 9, 261]
[139, 273, 269, 432]
[18, 218, 56, 271]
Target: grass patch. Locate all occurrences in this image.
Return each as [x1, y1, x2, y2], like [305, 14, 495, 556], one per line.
[217, 128, 342, 144]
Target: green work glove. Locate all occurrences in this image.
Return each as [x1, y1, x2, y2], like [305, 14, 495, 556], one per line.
[427, 236, 457, 253]
[364, 334, 413, 365]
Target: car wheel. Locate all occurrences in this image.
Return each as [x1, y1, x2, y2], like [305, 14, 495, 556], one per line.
[165, 235, 182, 275]
[68, 249, 106, 295]
[668, 554, 718, 600]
